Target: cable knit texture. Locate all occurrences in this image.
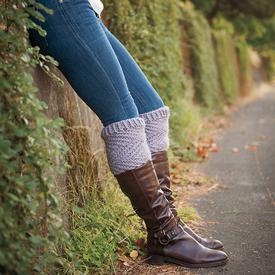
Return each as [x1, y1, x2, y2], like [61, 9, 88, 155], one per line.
[101, 117, 151, 175]
[140, 106, 170, 153]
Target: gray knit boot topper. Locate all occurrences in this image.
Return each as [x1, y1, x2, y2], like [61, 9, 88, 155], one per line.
[139, 106, 170, 153]
[101, 117, 152, 175]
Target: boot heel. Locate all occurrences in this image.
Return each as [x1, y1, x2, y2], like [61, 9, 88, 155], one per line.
[147, 254, 165, 265]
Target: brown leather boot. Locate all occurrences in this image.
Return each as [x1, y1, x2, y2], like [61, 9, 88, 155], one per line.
[115, 160, 228, 268]
[152, 151, 224, 250]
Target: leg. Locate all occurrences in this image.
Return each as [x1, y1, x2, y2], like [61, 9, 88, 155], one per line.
[99, 20, 165, 115]
[29, 0, 139, 127]
[99, 20, 170, 152]
[29, 1, 227, 266]
[99, 20, 224, 249]
[29, 0, 151, 175]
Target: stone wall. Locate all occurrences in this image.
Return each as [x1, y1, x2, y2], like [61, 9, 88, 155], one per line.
[34, 66, 108, 206]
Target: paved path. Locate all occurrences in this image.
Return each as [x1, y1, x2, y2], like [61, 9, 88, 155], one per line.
[192, 90, 275, 275]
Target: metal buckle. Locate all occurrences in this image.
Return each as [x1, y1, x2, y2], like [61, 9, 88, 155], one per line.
[158, 235, 170, 245]
[157, 229, 172, 245]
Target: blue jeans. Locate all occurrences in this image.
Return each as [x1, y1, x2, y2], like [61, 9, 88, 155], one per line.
[29, 0, 165, 126]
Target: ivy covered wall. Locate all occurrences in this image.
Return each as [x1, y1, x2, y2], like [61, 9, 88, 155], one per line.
[212, 18, 240, 104]
[179, 2, 219, 108]
[0, 2, 67, 273]
[0, 0, 261, 273]
[103, 0, 194, 146]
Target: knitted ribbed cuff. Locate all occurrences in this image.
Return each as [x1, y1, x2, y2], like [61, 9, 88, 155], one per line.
[140, 106, 170, 122]
[101, 117, 152, 175]
[101, 117, 145, 137]
[139, 106, 170, 153]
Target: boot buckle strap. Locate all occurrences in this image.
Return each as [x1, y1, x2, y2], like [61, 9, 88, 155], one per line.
[156, 228, 179, 245]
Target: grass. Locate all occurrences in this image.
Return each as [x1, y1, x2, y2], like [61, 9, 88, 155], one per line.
[56, 178, 145, 274]
[170, 99, 203, 159]
[55, 158, 204, 274]
[179, 2, 220, 109]
[214, 31, 239, 104]
[177, 206, 199, 223]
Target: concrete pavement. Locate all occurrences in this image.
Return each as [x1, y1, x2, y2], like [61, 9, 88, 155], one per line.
[192, 90, 275, 275]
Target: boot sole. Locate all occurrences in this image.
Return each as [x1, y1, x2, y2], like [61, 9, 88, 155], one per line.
[202, 245, 224, 250]
[147, 254, 228, 268]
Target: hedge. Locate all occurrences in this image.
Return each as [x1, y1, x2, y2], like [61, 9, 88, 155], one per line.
[179, 2, 219, 109]
[236, 37, 253, 96]
[103, 0, 193, 146]
[0, 2, 67, 273]
[212, 18, 239, 104]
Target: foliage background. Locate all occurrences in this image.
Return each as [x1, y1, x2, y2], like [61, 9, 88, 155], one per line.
[179, 2, 219, 109]
[0, 0, 274, 273]
[0, 2, 68, 273]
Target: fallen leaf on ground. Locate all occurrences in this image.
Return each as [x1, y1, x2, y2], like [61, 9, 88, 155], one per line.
[197, 146, 209, 159]
[129, 250, 138, 260]
[118, 255, 130, 263]
[170, 162, 178, 169]
[258, 135, 268, 141]
[196, 137, 219, 158]
[191, 141, 199, 148]
[209, 142, 219, 152]
[247, 144, 257, 152]
[171, 178, 181, 184]
[135, 238, 146, 250]
[170, 173, 184, 185]
[117, 246, 127, 256]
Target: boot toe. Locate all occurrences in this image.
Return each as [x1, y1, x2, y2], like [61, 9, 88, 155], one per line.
[182, 223, 224, 250]
[210, 239, 224, 250]
[202, 247, 228, 267]
[150, 227, 229, 268]
[208, 248, 228, 261]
